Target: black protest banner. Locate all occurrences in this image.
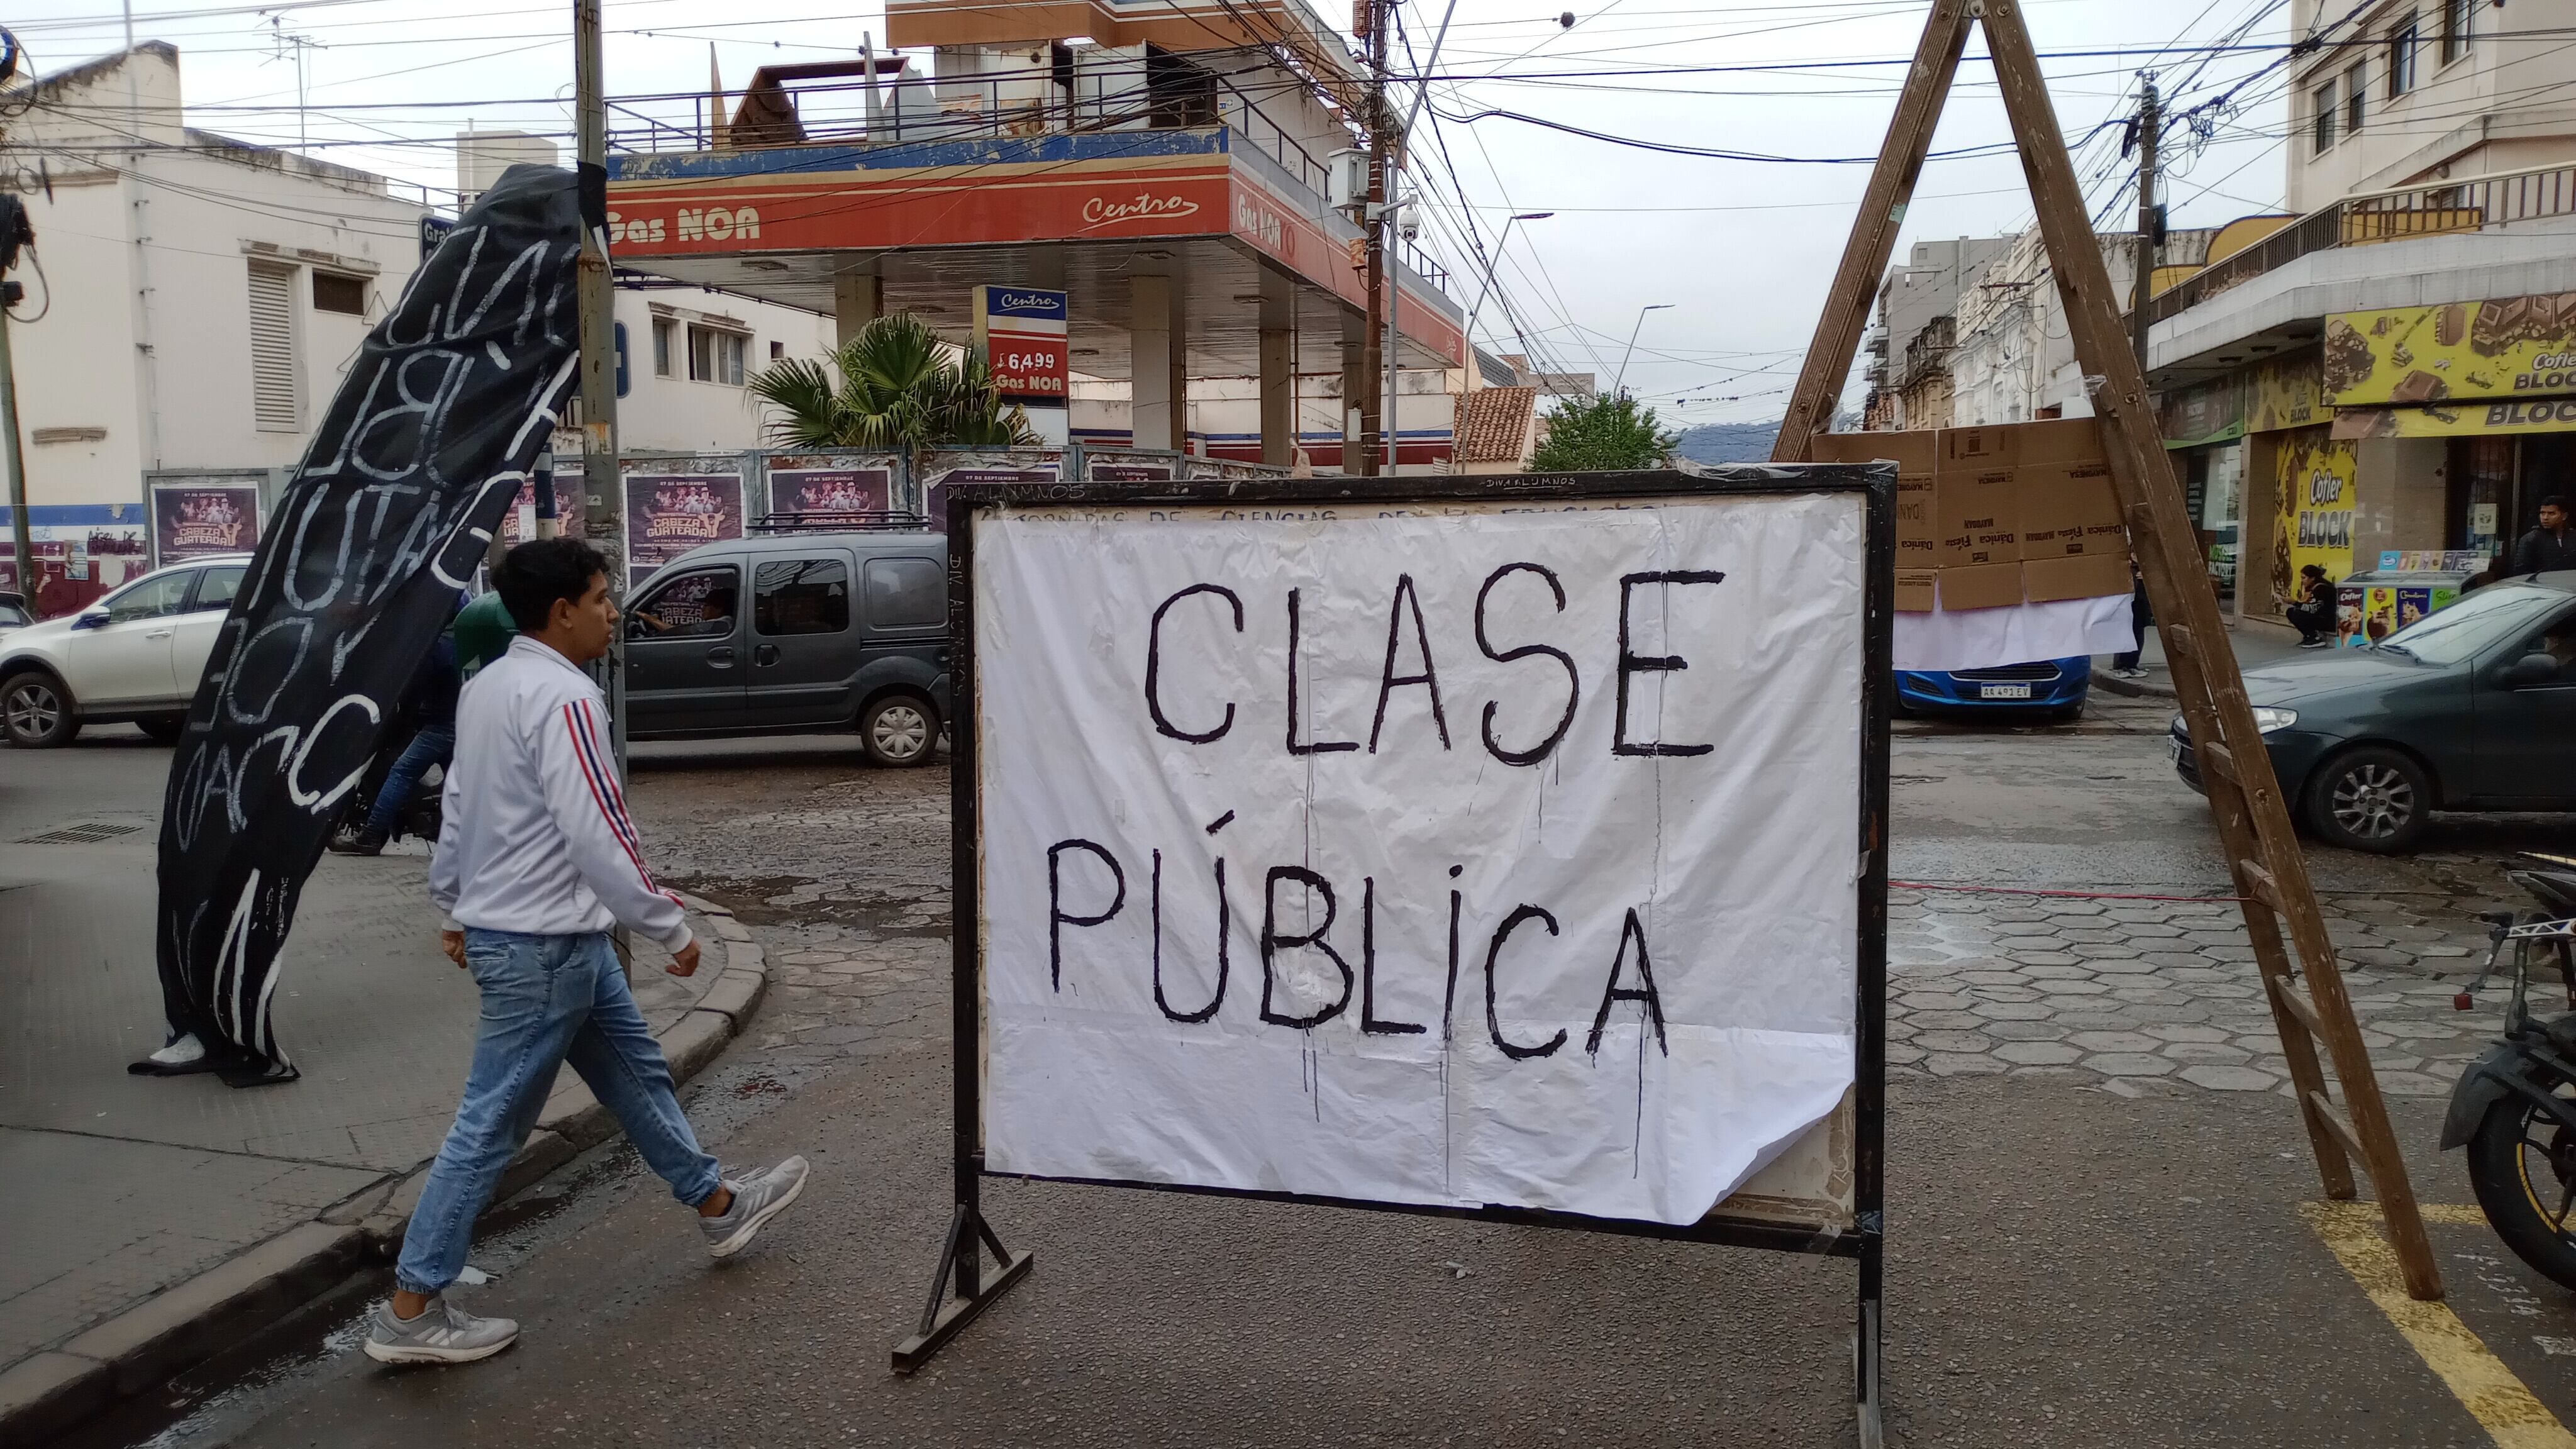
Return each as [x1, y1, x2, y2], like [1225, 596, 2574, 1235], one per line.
[150, 165, 582, 1084]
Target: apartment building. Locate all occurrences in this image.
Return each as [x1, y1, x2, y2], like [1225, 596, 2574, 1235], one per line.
[2140, 0, 2576, 623]
[0, 56, 836, 613]
[2290, 0, 2576, 211]
[0, 43, 430, 604]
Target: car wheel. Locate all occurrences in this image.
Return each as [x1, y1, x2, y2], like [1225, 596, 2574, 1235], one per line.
[136, 714, 186, 745]
[2305, 746, 2431, 854]
[1, 670, 81, 748]
[859, 692, 938, 768]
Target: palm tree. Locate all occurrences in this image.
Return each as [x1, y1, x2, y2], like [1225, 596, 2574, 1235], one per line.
[750, 312, 1038, 450]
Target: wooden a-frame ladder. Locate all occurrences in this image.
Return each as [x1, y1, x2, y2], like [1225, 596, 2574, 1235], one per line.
[1774, 0, 2443, 1301]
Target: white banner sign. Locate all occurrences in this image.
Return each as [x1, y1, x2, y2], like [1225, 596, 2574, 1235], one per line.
[975, 493, 1866, 1225]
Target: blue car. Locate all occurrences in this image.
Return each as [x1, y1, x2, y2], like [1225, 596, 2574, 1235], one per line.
[1895, 656, 2090, 720]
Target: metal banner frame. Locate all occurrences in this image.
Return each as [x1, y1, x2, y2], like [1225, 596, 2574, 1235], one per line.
[901, 464, 1896, 1443]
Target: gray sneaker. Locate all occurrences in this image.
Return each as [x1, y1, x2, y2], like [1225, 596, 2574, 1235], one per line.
[701, 1156, 810, 1258]
[363, 1296, 519, 1365]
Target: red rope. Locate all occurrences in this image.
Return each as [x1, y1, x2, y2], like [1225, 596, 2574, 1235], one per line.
[1891, 880, 2248, 904]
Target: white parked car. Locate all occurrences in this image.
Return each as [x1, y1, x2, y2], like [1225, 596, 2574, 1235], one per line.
[0, 555, 249, 748]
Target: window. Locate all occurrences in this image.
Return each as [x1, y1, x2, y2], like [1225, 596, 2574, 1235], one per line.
[769, 339, 785, 360]
[2373, 584, 2558, 666]
[753, 558, 850, 636]
[628, 565, 740, 639]
[864, 557, 944, 628]
[2506, 610, 2576, 689]
[2345, 62, 2367, 135]
[2312, 79, 2338, 153]
[2440, 0, 2471, 65]
[189, 564, 246, 613]
[688, 325, 746, 385]
[652, 318, 675, 377]
[247, 260, 299, 431]
[106, 569, 196, 624]
[312, 272, 366, 315]
[2387, 19, 2418, 96]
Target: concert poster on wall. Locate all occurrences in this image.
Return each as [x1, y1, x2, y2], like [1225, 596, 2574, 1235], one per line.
[624, 472, 744, 588]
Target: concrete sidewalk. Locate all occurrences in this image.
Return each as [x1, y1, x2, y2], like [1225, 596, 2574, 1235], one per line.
[2090, 613, 2311, 701]
[0, 733, 767, 1441]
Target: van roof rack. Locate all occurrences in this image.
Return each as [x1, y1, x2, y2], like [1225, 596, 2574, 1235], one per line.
[747, 510, 929, 533]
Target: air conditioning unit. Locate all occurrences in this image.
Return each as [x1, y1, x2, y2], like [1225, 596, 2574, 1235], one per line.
[1327, 148, 1368, 211]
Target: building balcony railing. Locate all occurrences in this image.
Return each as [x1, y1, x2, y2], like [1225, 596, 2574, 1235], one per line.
[607, 53, 1451, 296]
[2144, 160, 2576, 325]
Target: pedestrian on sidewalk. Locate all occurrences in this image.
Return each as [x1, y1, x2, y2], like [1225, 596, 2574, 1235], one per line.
[2287, 564, 2338, 648]
[367, 538, 808, 1367]
[2110, 564, 2152, 679]
[2512, 497, 2575, 575]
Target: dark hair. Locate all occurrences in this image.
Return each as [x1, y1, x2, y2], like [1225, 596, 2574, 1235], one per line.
[2300, 564, 2327, 579]
[495, 537, 608, 632]
[2544, 496, 2569, 512]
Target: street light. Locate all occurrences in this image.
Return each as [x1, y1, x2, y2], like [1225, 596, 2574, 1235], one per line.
[1615, 303, 1674, 398]
[1466, 211, 1551, 379]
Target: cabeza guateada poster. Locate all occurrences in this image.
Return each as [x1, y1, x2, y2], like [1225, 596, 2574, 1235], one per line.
[145, 165, 582, 1085]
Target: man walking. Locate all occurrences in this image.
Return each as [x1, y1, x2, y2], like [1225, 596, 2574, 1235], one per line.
[367, 538, 808, 1365]
[2512, 496, 2574, 575]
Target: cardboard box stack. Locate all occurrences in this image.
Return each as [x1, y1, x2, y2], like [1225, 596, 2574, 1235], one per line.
[1807, 429, 1935, 611]
[2014, 418, 2132, 602]
[1808, 420, 2129, 612]
[1935, 425, 2022, 610]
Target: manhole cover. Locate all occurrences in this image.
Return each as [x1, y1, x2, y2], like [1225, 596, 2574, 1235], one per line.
[16, 821, 144, 845]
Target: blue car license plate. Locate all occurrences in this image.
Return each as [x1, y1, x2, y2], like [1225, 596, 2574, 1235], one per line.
[1978, 684, 2032, 700]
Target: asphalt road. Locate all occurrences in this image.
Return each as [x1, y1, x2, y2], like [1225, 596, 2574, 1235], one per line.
[57, 693, 2576, 1448]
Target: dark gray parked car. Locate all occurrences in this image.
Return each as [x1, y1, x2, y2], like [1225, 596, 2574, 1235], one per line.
[2172, 571, 2576, 853]
[624, 531, 950, 765]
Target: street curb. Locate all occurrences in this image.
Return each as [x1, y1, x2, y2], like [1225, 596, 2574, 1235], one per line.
[2089, 665, 2177, 700]
[1, 893, 765, 1447]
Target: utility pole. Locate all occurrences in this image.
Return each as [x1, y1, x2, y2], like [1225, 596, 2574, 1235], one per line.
[1382, 0, 1457, 474]
[573, 0, 626, 762]
[2128, 72, 2160, 375]
[1356, 0, 1387, 477]
[1, 280, 30, 601]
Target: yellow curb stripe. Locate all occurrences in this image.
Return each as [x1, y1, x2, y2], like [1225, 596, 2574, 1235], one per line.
[2422, 1202, 2494, 1226]
[2304, 1201, 2576, 1448]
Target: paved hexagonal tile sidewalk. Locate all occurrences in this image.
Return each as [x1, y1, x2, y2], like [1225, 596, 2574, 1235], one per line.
[1888, 886, 2513, 1098]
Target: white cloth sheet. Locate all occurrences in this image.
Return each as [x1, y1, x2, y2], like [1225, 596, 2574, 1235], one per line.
[1892, 589, 2136, 672]
[970, 494, 1865, 1226]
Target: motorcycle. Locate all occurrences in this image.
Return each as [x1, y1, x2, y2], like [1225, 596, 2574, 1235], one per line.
[2442, 852, 2576, 1288]
[330, 709, 447, 848]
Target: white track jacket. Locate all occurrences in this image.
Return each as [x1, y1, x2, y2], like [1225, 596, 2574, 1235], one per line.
[430, 636, 692, 952]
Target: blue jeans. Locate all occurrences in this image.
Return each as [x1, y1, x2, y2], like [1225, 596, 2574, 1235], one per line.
[396, 930, 720, 1296]
[365, 725, 454, 836]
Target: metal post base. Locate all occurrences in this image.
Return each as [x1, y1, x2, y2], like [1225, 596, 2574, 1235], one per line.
[1857, 1295, 1883, 1449]
[891, 1206, 1033, 1374]
[1856, 1256, 1884, 1449]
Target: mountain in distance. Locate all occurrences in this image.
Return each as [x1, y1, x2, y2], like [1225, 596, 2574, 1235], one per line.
[1671, 420, 1780, 465]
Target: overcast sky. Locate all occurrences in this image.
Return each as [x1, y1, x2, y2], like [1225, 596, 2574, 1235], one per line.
[8, 0, 2299, 423]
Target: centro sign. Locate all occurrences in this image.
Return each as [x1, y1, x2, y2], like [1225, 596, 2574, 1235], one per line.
[975, 284, 1070, 406]
[606, 206, 763, 247]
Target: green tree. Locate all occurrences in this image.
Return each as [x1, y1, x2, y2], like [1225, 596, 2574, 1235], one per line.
[1526, 392, 1679, 472]
[749, 312, 1037, 450]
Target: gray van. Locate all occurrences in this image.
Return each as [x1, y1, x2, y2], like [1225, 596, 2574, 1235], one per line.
[623, 531, 950, 766]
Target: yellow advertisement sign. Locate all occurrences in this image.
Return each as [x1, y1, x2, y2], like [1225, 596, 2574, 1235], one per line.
[2268, 428, 2357, 608]
[2331, 396, 2576, 439]
[2321, 292, 2576, 406]
[2247, 352, 2324, 433]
